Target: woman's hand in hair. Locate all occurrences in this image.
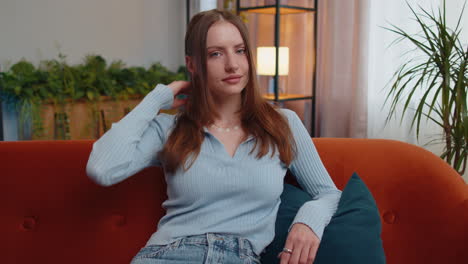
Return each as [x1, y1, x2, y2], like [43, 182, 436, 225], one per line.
[167, 81, 191, 108]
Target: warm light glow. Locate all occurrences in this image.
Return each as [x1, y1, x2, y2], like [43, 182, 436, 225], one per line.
[257, 47, 289, 76]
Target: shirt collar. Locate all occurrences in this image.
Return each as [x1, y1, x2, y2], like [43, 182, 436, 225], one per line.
[203, 126, 255, 142]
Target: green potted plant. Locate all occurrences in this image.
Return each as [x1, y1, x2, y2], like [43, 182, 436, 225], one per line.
[385, 0, 467, 175]
[0, 53, 186, 140]
[40, 53, 77, 140]
[0, 60, 47, 140]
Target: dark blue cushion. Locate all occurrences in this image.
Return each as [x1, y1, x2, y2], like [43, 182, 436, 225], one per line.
[261, 172, 386, 263]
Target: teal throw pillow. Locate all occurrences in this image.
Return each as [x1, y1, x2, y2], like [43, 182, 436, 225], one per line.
[261, 172, 386, 263]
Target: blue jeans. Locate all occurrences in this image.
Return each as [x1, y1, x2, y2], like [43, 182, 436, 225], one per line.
[130, 233, 262, 264]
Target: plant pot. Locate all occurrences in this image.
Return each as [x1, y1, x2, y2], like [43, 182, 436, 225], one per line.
[32, 95, 145, 140]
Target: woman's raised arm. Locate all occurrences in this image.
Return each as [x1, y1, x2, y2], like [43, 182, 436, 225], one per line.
[86, 81, 190, 186]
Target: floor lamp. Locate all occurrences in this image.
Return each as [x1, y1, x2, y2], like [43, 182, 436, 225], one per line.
[256, 46, 289, 97]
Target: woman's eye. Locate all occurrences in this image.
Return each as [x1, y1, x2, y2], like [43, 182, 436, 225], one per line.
[209, 49, 245, 57]
[210, 51, 221, 57]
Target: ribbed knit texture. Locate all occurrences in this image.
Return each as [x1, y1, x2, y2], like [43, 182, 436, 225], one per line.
[86, 84, 342, 255]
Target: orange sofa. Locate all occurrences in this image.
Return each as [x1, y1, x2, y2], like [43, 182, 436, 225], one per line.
[2, 139, 467, 264]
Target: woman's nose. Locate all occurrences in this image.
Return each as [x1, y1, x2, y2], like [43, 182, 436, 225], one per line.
[225, 53, 239, 72]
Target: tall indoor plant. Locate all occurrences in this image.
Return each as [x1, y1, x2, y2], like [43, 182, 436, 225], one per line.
[385, 1, 467, 175]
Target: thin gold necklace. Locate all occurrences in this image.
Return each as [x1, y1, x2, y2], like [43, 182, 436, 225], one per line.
[211, 123, 240, 133]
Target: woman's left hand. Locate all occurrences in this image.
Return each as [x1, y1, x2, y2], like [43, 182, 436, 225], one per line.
[278, 223, 320, 264]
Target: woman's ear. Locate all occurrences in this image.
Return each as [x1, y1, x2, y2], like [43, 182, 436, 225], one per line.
[185, 56, 196, 74]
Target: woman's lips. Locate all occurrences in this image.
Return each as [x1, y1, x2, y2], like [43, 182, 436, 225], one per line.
[222, 76, 242, 84]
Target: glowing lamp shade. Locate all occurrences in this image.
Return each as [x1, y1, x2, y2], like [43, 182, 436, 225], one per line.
[257, 47, 289, 76]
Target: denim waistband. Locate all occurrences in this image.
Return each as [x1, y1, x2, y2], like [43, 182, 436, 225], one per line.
[168, 233, 258, 259]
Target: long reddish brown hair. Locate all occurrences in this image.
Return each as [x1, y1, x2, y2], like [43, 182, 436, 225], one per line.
[159, 9, 297, 173]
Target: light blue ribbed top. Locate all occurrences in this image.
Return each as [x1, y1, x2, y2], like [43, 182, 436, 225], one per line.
[86, 84, 342, 255]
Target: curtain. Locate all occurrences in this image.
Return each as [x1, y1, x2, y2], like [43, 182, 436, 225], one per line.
[367, 0, 439, 144]
[315, 0, 369, 138]
[316, 0, 448, 141]
[322, 0, 467, 180]
[366, 0, 467, 180]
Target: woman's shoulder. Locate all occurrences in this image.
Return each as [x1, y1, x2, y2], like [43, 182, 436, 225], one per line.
[277, 108, 299, 122]
[276, 108, 307, 133]
[277, 107, 295, 116]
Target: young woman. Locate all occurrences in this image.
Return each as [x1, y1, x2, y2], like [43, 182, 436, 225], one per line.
[86, 9, 341, 264]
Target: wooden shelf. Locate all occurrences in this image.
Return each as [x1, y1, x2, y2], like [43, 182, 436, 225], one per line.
[235, 0, 318, 136]
[246, 7, 309, 14]
[263, 93, 313, 101]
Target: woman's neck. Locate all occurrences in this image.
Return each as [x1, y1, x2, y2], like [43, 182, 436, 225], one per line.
[211, 94, 242, 125]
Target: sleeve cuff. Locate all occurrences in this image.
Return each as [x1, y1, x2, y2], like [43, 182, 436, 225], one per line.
[137, 83, 174, 113]
[118, 83, 174, 124]
[288, 204, 327, 240]
[287, 190, 342, 240]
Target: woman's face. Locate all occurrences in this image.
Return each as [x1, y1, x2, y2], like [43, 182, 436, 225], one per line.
[204, 21, 249, 98]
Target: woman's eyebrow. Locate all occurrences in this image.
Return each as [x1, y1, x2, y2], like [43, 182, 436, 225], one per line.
[207, 43, 245, 50]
